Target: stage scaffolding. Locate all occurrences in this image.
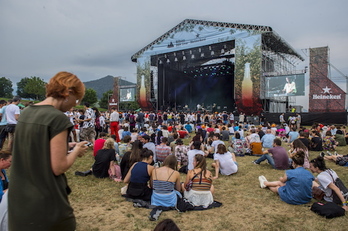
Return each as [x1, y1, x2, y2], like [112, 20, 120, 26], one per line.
[131, 19, 305, 113]
[260, 33, 304, 113]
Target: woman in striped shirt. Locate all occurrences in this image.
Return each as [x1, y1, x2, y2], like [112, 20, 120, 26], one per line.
[183, 155, 214, 208]
[150, 155, 181, 207]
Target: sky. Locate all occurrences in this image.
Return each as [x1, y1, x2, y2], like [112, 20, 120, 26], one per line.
[1, 0, 348, 87]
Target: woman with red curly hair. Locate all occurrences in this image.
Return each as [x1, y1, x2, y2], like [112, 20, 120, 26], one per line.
[9, 71, 88, 231]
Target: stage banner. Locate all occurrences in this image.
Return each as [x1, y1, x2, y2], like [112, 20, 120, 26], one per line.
[108, 77, 119, 110]
[309, 47, 345, 112]
[234, 34, 263, 115]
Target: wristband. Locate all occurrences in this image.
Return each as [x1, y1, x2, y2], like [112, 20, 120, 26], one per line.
[343, 203, 348, 206]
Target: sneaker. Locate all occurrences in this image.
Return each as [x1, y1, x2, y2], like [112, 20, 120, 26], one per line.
[252, 160, 259, 165]
[320, 152, 325, 158]
[149, 208, 162, 221]
[326, 151, 332, 156]
[334, 151, 338, 156]
[259, 175, 267, 189]
[75, 170, 92, 176]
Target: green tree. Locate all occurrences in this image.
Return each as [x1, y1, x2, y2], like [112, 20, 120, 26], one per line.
[119, 101, 140, 111]
[17, 77, 35, 99]
[99, 90, 113, 109]
[24, 76, 46, 100]
[0, 77, 13, 98]
[83, 88, 98, 105]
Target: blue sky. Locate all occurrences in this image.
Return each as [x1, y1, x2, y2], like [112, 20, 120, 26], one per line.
[1, 0, 347, 86]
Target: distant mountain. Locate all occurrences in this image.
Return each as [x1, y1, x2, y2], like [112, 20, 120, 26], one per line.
[83, 75, 136, 99]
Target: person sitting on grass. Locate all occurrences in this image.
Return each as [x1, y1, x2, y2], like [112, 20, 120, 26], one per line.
[321, 152, 348, 166]
[92, 138, 120, 181]
[124, 148, 154, 201]
[230, 132, 247, 156]
[334, 129, 346, 146]
[309, 156, 348, 210]
[288, 139, 310, 169]
[75, 138, 121, 181]
[120, 140, 143, 180]
[212, 144, 238, 179]
[258, 150, 314, 205]
[322, 131, 337, 151]
[209, 133, 224, 155]
[310, 130, 323, 151]
[150, 155, 181, 207]
[174, 139, 189, 172]
[182, 155, 214, 208]
[252, 138, 288, 170]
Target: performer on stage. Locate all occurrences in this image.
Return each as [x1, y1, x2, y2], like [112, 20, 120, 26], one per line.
[212, 103, 217, 113]
[282, 77, 296, 96]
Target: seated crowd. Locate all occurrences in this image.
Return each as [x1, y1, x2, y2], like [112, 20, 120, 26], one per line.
[41, 111, 348, 221]
[0, 104, 347, 229]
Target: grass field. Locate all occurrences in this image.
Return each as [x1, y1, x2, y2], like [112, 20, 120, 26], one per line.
[67, 139, 348, 231]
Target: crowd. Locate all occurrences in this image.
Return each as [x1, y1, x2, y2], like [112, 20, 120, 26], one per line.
[0, 72, 347, 230]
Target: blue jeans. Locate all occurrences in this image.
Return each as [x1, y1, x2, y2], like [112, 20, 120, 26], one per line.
[255, 154, 275, 168]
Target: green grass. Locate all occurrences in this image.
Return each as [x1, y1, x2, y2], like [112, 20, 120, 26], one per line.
[67, 140, 348, 231]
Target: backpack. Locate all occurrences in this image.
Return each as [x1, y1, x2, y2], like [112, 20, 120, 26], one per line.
[311, 202, 345, 219]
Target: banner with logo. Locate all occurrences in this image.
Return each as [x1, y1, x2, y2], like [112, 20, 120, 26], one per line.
[309, 47, 345, 112]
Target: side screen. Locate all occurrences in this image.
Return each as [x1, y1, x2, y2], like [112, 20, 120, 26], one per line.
[265, 74, 305, 97]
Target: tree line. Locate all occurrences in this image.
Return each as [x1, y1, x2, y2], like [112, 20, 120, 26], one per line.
[0, 76, 139, 110]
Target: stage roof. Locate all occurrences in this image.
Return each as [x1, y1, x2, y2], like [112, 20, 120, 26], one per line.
[131, 19, 304, 62]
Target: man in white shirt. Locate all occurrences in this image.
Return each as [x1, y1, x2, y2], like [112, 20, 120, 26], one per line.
[210, 133, 225, 154]
[187, 141, 205, 170]
[5, 96, 21, 151]
[81, 102, 96, 146]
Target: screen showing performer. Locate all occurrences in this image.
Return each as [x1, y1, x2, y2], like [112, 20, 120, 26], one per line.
[120, 88, 135, 102]
[265, 74, 304, 97]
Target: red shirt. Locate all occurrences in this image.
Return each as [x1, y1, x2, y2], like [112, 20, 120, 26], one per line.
[178, 130, 188, 139]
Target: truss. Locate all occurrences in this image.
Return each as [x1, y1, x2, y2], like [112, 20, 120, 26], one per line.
[132, 19, 277, 62]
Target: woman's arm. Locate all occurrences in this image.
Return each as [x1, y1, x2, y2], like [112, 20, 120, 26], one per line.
[109, 161, 116, 176]
[213, 160, 220, 179]
[327, 182, 348, 210]
[174, 172, 181, 192]
[147, 165, 154, 180]
[150, 169, 154, 189]
[50, 130, 88, 176]
[184, 170, 193, 187]
[123, 163, 136, 183]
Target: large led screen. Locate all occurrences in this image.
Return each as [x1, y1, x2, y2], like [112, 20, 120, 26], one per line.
[120, 88, 135, 102]
[265, 74, 305, 97]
